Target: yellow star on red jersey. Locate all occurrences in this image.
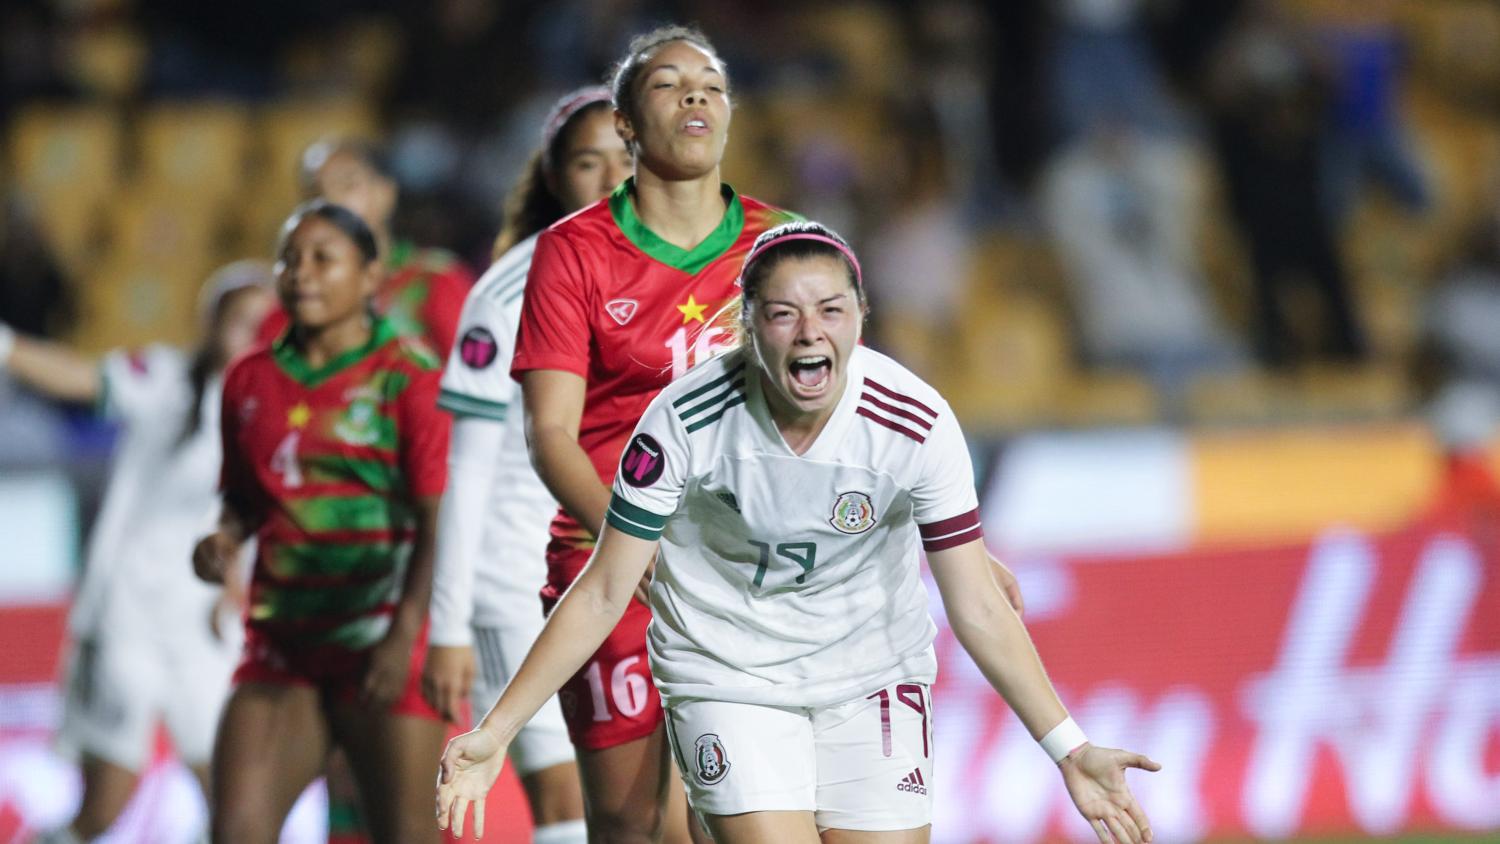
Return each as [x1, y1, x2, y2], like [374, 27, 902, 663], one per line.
[287, 402, 312, 429]
[677, 294, 708, 324]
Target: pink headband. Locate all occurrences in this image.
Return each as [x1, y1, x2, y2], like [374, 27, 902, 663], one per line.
[740, 233, 863, 289]
[541, 86, 614, 167]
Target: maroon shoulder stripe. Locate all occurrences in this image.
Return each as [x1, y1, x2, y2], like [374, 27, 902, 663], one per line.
[865, 378, 937, 419]
[919, 508, 983, 551]
[857, 407, 926, 443]
[860, 392, 933, 430]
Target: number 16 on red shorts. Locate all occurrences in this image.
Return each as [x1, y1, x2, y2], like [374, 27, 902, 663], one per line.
[664, 681, 934, 832]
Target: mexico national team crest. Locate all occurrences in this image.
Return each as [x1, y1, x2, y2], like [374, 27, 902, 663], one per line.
[620, 433, 665, 488]
[830, 491, 876, 534]
[693, 733, 731, 786]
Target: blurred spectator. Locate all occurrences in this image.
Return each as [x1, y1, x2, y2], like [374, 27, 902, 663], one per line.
[865, 101, 970, 379]
[1040, 119, 1237, 391]
[1205, 0, 1366, 368]
[1317, 7, 1429, 222]
[1050, 0, 1183, 142]
[1423, 201, 1500, 452]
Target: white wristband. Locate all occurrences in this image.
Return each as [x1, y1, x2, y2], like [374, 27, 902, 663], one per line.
[0, 323, 15, 369]
[1040, 717, 1089, 764]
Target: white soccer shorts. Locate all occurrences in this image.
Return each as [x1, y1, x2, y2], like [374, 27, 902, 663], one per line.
[471, 624, 575, 776]
[58, 624, 237, 771]
[663, 681, 934, 832]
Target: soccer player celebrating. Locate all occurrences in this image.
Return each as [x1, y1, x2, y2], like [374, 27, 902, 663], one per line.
[1, 263, 272, 844]
[256, 137, 473, 354]
[193, 201, 450, 843]
[508, 25, 801, 842]
[422, 85, 631, 844]
[438, 222, 1160, 843]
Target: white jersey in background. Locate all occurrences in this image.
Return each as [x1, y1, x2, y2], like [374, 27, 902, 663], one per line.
[60, 344, 237, 770]
[431, 233, 571, 773]
[607, 345, 983, 709]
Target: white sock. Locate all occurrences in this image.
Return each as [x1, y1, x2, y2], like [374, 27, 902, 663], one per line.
[531, 818, 588, 844]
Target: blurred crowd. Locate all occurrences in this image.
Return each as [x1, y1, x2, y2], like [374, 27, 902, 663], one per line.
[4, 0, 1500, 449]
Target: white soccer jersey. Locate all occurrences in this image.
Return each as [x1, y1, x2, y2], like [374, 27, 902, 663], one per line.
[607, 346, 984, 708]
[71, 345, 225, 640]
[433, 234, 558, 640]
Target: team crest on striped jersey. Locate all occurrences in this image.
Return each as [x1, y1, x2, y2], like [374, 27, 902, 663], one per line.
[830, 491, 876, 534]
[605, 298, 639, 326]
[335, 386, 382, 446]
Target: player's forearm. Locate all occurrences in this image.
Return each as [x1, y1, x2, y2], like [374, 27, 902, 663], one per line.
[430, 416, 506, 646]
[393, 497, 442, 639]
[476, 526, 651, 743]
[3, 333, 101, 404]
[529, 423, 611, 535]
[931, 541, 1070, 739]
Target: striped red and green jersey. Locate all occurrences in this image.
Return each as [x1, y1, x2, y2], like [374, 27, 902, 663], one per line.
[511, 178, 799, 585]
[220, 318, 450, 653]
[255, 240, 472, 353]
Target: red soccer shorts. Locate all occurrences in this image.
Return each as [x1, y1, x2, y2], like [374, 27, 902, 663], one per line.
[543, 543, 664, 750]
[234, 619, 442, 721]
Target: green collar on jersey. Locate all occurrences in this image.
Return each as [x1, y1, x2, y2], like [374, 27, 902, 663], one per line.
[272, 316, 397, 387]
[609, 177, 744, 274]
[386, 239, 414, 270]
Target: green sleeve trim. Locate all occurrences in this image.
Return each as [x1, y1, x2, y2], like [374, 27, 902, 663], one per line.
[437, 388, 509, 421]
[605, 493, 668, 541]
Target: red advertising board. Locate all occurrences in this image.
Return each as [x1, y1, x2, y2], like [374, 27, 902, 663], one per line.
[931, 505, 1500, 842]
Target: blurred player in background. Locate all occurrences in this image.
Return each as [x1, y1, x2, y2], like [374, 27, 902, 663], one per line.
[257, 137, 474, 355]
[509, 25, 802, 843]
[278, 135, 474, 843]
[193, 201, 450, 843]
[422, 85, 631, 844]
[438, 222, 1159, 843]
[0, 262, 274, 844]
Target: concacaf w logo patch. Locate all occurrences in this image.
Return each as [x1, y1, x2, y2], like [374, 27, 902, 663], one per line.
[605, 298, 639, 326]
[620, 433, 665, 488]
[694, 733, 731, 786]
[830, 491, 876, 534]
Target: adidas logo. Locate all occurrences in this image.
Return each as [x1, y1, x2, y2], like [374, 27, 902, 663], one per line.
[895, 768, 927, 795]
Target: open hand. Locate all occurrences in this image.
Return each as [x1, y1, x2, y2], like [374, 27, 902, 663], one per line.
[1060, 743, 1161, 844]
[436, 726, 508, 839]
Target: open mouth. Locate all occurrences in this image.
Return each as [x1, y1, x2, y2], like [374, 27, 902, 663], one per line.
[683, 117, 710, 136]
[788, 355, 831, 394]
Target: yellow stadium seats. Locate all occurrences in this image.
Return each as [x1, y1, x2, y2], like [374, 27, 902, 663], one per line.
[138, 102, 253, 205]
[256, 100, 378, 212]
[8, 104, 123, 213]
[105, 191, 223, 270]
[71, 258, 208, 354]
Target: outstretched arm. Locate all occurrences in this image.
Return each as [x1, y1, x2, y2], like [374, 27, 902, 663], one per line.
[436, 523, 656, 838]
[0, 323, 102, 404]
[930, 537, 1160, 844]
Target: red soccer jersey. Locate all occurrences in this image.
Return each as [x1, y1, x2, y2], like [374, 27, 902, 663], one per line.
[255, 241, 472, 353]
[512, 179, 798, 565]
[220, 318, 450, 659]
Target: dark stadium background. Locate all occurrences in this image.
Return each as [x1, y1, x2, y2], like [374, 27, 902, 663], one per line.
[1, 1, 1497, 842]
